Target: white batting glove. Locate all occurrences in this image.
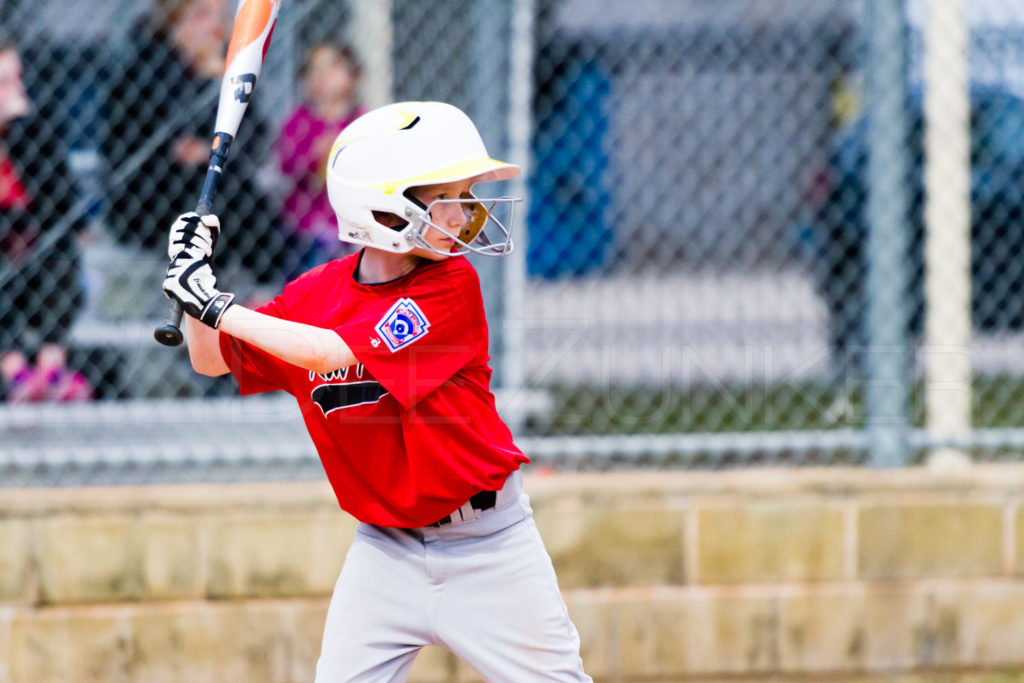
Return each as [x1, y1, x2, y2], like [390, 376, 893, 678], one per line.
[162, 256, 235, 328]
[167, 212, 220, 262]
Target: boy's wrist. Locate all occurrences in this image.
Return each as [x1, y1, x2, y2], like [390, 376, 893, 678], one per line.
[198, 292, 236, 328]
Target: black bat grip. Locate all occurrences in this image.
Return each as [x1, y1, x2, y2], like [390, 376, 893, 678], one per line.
[154, 300, 187, 347]
[154, 134, 233, 347]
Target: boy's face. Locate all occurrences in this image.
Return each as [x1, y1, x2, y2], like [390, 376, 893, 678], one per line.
[409, 179, 476, 261]
[171, 0, 227, 68]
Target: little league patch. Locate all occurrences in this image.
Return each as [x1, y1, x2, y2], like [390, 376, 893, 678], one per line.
[375, 298, 430, 352]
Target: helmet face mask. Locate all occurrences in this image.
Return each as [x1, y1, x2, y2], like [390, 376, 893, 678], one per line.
[407, 194, 520, 257]
[326, 101, 521, 257]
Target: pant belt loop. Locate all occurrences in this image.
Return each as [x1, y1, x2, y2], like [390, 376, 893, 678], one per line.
[495, 470, 521, 510]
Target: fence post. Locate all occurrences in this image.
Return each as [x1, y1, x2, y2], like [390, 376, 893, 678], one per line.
[348, 0, 394, 108]
[502, 0, 535, 398]
[469, 0, 513, 388]
[865, 0, 912, 467]
[923, 0, 972, 468]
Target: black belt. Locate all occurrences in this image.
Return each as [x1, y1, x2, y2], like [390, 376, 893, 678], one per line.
[430, 490, 497, 527]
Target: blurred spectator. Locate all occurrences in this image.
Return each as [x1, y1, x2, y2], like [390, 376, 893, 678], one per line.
[0, 344, 92, 403]
[806, 84, 1024, 382]
[276, 41, 365, 277]
[0, 35, 86, 363]
[103, 0, 283, 284]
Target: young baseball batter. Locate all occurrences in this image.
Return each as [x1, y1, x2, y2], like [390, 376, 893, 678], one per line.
[163, 101, 590, 681]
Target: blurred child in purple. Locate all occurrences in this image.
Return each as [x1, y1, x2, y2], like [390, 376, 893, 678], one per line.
[1, 344, 92, 403]
[276, 42, 365, 276]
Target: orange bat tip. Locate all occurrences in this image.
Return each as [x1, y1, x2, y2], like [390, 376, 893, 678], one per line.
[224, 0, 280, 71]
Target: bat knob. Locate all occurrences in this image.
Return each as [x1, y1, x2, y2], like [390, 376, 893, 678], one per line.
[154, 324, 184, 347]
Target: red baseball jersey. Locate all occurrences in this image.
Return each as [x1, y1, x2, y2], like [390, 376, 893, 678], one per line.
[218, 251, 528, 527]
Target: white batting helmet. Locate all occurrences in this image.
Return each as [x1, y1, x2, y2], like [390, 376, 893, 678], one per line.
[326, 101, 521, 256]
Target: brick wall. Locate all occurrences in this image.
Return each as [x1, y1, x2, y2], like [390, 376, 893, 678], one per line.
[2, 466, 1024, 682]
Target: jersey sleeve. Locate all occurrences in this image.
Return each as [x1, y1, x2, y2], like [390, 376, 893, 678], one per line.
[217, 294, 293, 396]
[335, 270, 487, 409]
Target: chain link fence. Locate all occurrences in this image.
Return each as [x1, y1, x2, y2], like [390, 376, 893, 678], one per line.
[3, 0, 1024, 483]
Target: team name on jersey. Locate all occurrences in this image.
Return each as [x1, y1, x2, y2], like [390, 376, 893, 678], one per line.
[308, 363, 388, 415]
[309, 364, 365, 383]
